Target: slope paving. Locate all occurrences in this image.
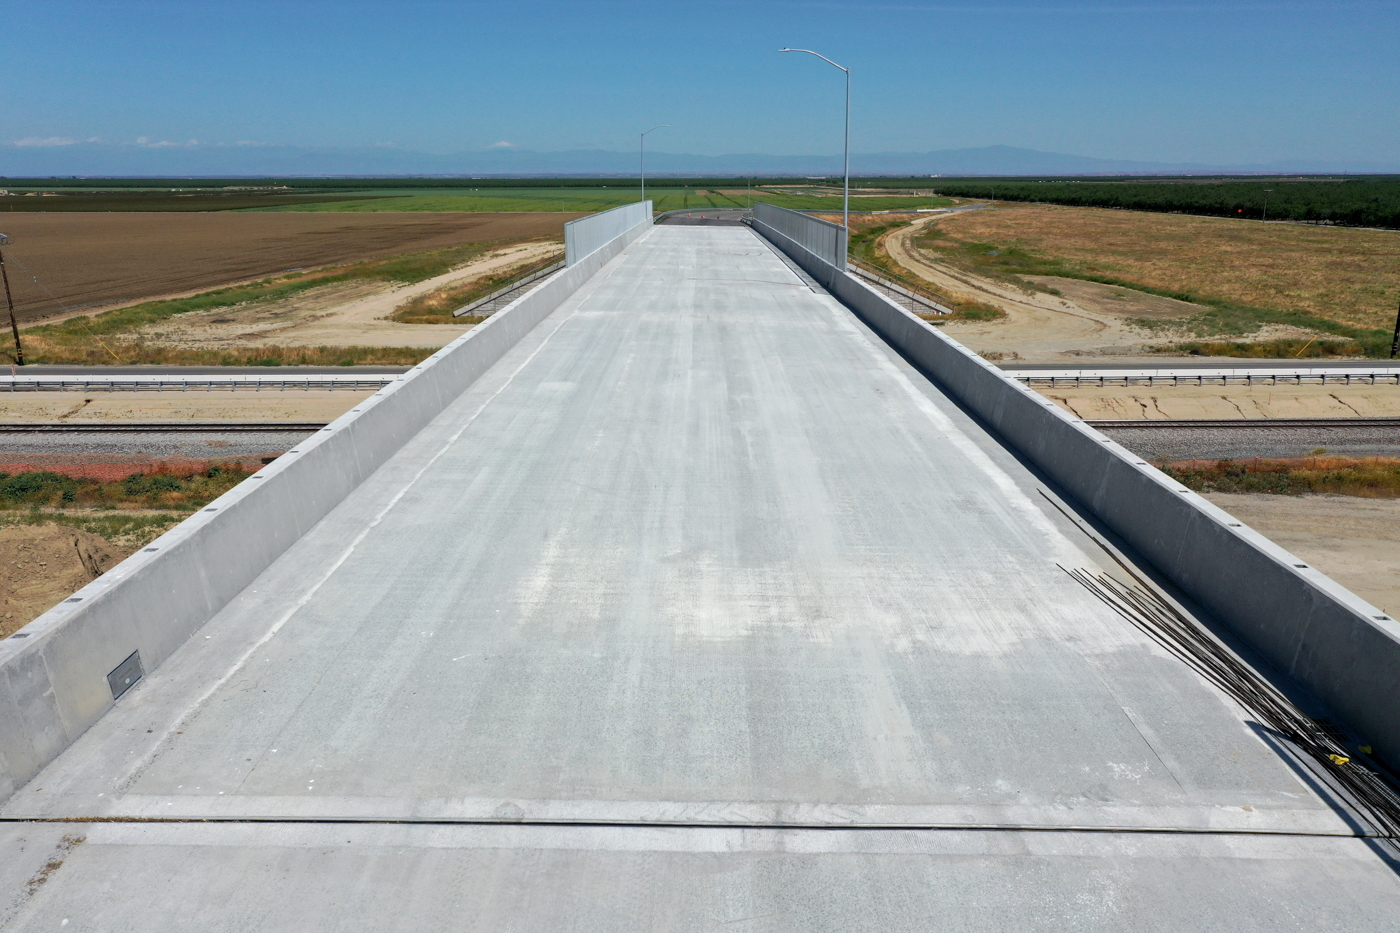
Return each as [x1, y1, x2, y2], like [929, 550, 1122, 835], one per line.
[1, 226, 1396, 929]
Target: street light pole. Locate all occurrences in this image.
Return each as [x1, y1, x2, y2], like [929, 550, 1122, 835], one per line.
[640, 125, 669, 214]
[0, 235, 23, 366]
[1262, 188, 1273, 222]
[779, 48, 849, 230]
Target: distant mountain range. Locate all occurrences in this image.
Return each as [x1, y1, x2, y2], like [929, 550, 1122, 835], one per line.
[1, 142, 1395, 177]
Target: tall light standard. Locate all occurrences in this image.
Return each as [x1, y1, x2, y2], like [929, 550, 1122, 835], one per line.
[640, 125, 669, 213]
[779, 48, 849, 229]
[1262, 188, 1273, 222]
[0, 234, 22, 366]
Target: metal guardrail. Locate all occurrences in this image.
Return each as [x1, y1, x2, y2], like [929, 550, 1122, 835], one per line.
[453, 257, 565, 319]
[753, 202, 848, 271]
[565, 201, 651, 266]
[0, 374, 400, 392]
[1009, 368, 1400, 388]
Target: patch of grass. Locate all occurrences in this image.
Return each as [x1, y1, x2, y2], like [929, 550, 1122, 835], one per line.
[1162, 456, 1400, 498]
[15, 340, 433, 367]
[1171, 338, 1367, 358]
[0, 510, 185, 549]
[923, 300, 1006, 324]
[916, 204, 1400, 334]
[0, 464, 252, 511]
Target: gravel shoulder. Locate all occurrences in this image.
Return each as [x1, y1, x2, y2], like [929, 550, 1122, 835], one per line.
[1039, 383, 1400, 420]
[0, 391, 370, 423]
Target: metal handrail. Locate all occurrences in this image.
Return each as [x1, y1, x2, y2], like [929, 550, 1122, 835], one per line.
[452, 254, 565, 318]
[846, 255, 955, 311]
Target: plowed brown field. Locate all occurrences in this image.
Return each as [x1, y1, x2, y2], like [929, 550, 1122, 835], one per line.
[0, 212, 585, 323]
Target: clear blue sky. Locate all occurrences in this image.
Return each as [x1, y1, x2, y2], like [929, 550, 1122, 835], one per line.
[3, 0, 1397, 164]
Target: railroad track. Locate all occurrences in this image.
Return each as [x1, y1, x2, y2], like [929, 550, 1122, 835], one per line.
[0, 422, 326, 434]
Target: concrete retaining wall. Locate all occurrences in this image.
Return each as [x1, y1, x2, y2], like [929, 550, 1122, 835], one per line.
[565, 201, 651, 266]
[753, 214, 1400, 764]
[0, 221, 654, 801]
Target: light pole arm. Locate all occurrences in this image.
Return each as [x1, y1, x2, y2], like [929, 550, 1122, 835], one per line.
[778, 48, 847, 74]
[640, 124, 669, 213]
[779, 48, 850, 231]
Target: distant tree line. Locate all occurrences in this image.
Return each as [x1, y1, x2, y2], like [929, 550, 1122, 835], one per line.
[922, 178, 1400, 229]
[0, 176, 796, 191]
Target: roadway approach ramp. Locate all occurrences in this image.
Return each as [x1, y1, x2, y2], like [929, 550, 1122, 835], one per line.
[1, 224, 1397, 929]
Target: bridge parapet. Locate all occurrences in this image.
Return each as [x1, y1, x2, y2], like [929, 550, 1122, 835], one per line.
[753, 201, 848, 271]
[565, 200, 651, 266]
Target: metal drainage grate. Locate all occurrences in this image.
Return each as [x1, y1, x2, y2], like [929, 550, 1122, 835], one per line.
[107, 650, 144, 700]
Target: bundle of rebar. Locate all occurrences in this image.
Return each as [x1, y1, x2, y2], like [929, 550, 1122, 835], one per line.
[1065, 565, 1400, 840]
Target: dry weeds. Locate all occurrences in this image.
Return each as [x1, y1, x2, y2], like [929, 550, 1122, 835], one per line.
[924, 204, 1400, 332]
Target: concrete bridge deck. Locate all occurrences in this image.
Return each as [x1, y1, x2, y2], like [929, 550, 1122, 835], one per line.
[1, 225, 1396, 929]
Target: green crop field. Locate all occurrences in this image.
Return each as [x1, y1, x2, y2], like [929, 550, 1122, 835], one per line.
[245, 186, 947, 214]
[0, 177, 947, 215]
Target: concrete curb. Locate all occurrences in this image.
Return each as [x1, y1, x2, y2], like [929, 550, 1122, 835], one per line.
[753, 215, 1400, 765]
[0, 219, 654, 801]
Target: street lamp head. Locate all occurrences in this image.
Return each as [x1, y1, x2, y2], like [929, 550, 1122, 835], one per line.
[0, 235, 9, 246]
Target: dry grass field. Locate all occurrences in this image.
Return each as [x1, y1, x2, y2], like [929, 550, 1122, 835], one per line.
[0, 211, 586, 322]
[911, 204, 1400, 352]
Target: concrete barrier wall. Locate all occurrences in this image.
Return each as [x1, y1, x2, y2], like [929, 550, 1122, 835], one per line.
[753, 217, 1400, 765]
[753, 202, 847, 271]
[0, 221, 654, 801]
[565, 200, 651, 266]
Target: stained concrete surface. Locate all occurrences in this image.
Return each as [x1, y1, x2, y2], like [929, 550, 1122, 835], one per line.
[2, 227, 1397, 929]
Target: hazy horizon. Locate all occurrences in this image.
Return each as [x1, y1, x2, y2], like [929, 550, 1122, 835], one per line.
[4, 1, 1396, 174]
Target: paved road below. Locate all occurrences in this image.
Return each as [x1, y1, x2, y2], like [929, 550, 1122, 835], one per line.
[3, 226, 1397, 929]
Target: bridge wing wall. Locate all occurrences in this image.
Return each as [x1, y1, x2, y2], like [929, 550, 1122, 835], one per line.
[565, 201, 651, 266]
[752, 209, 1400, 766]
[0, 220, 654, 801]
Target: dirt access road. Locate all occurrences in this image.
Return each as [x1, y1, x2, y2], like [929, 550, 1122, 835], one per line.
[882, 213, 1207, 362]
[131, 239, 561, 349]
[0, 212, 585, 322]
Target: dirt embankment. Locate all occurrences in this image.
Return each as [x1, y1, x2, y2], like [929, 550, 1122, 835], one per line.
[0, 212, 586, 323]
[0, 524, 128, 638]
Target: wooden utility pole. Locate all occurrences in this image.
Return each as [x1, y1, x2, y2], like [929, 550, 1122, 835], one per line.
[0, 236, 22, 366]
[1390, 296, 1400, 359]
